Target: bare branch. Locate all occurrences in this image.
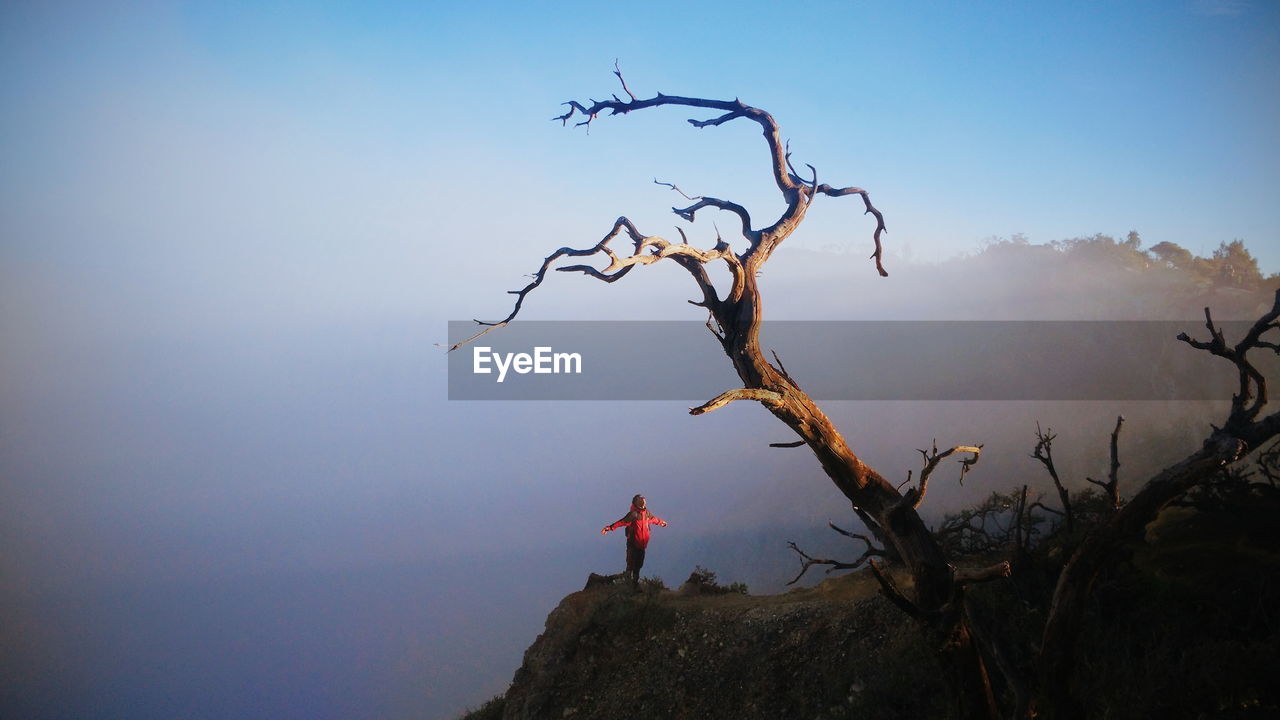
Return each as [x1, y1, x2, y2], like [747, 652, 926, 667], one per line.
[802, 163, 819, 212]
[655, 179, 752, 240]
[1031, 422, 1075, 532]
[553, 81, 795, 197]
[903, 440, 983, 510]
[551, 72, 888, 275]
[1109, 415, 1124, 490]
[612, 59, 636, 101]
[654, 179, 698, 201]
[689, 388, 783, 416]
[672, 196, 756, 241]
[450, 217, 739, 352]
[1086, 415, 1126, 511]
[769, 440, 806, 449]
[787, 178, 890, 277]
[784, 520, 887, 585]
[785, 542, 878, 585]
[954, 561, 1011, 585]
[784, 543, 852, 585]
[783, 139, 798, 178]
[1177, 288, 1280, 430]
[827, 520, 875, 544]
[770, 349, 797, 386]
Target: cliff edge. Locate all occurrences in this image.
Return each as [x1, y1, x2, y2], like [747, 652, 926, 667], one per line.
[494, 570, 942, 720]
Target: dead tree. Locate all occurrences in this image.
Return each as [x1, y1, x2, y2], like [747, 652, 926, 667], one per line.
[453, 69, 1005, 720]
[1031, 423, 1075, 532]
[1027, 416, 1124, 536]
[1035, 293, 1280, 719]
[1083, 415, 1124, 511]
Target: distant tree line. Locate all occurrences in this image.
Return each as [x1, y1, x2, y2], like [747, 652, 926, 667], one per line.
[967, 232, 1278, 319]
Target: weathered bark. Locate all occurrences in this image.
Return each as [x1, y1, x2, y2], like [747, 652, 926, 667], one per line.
[706, 271, 972, 628]
[685, 161, 1000, 720]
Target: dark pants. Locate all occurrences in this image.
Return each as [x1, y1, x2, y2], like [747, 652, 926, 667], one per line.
[626, 541, 646, 582]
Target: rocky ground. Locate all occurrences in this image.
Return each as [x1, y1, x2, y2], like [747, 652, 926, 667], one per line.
[495, 570, 947, 720]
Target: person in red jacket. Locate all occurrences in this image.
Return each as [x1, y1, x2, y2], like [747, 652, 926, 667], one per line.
[601, 494, 668, 585]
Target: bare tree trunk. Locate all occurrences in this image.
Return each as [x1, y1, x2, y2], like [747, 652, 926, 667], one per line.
[709, 254, 1001, 720]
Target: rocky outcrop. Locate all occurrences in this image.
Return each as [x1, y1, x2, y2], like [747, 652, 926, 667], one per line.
[500, 571, 945, 720]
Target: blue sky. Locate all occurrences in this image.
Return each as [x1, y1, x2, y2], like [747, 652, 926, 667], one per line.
[2, 2, 1278, 718]
[5, 1, 1279, 291]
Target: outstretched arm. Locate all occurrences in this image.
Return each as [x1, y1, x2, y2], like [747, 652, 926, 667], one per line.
[648, 515, 668, 527]
[601, 512, 636, 534]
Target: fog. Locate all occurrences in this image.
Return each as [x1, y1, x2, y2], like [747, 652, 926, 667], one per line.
[4, 233, 1263, 718]
[3, 3, 1278, 719]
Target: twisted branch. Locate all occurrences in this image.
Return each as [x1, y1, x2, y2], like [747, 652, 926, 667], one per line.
[689, 388, 782, 416]
[655, 179, 756, 243]
[1177, 290, 1280, 430]
[612, 59, 636, 101]
[455, 69, 892, 354]
[790, 178, 890, 277]
[552, 67, 887, 274]
[1031, 423, 1075, 532]
[673, 198, 756, 242]
[785, 521, 886, 585]
[449, 216, 738, 351]
[554, 81, 795, 196]
[902, 440, 983, 510]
